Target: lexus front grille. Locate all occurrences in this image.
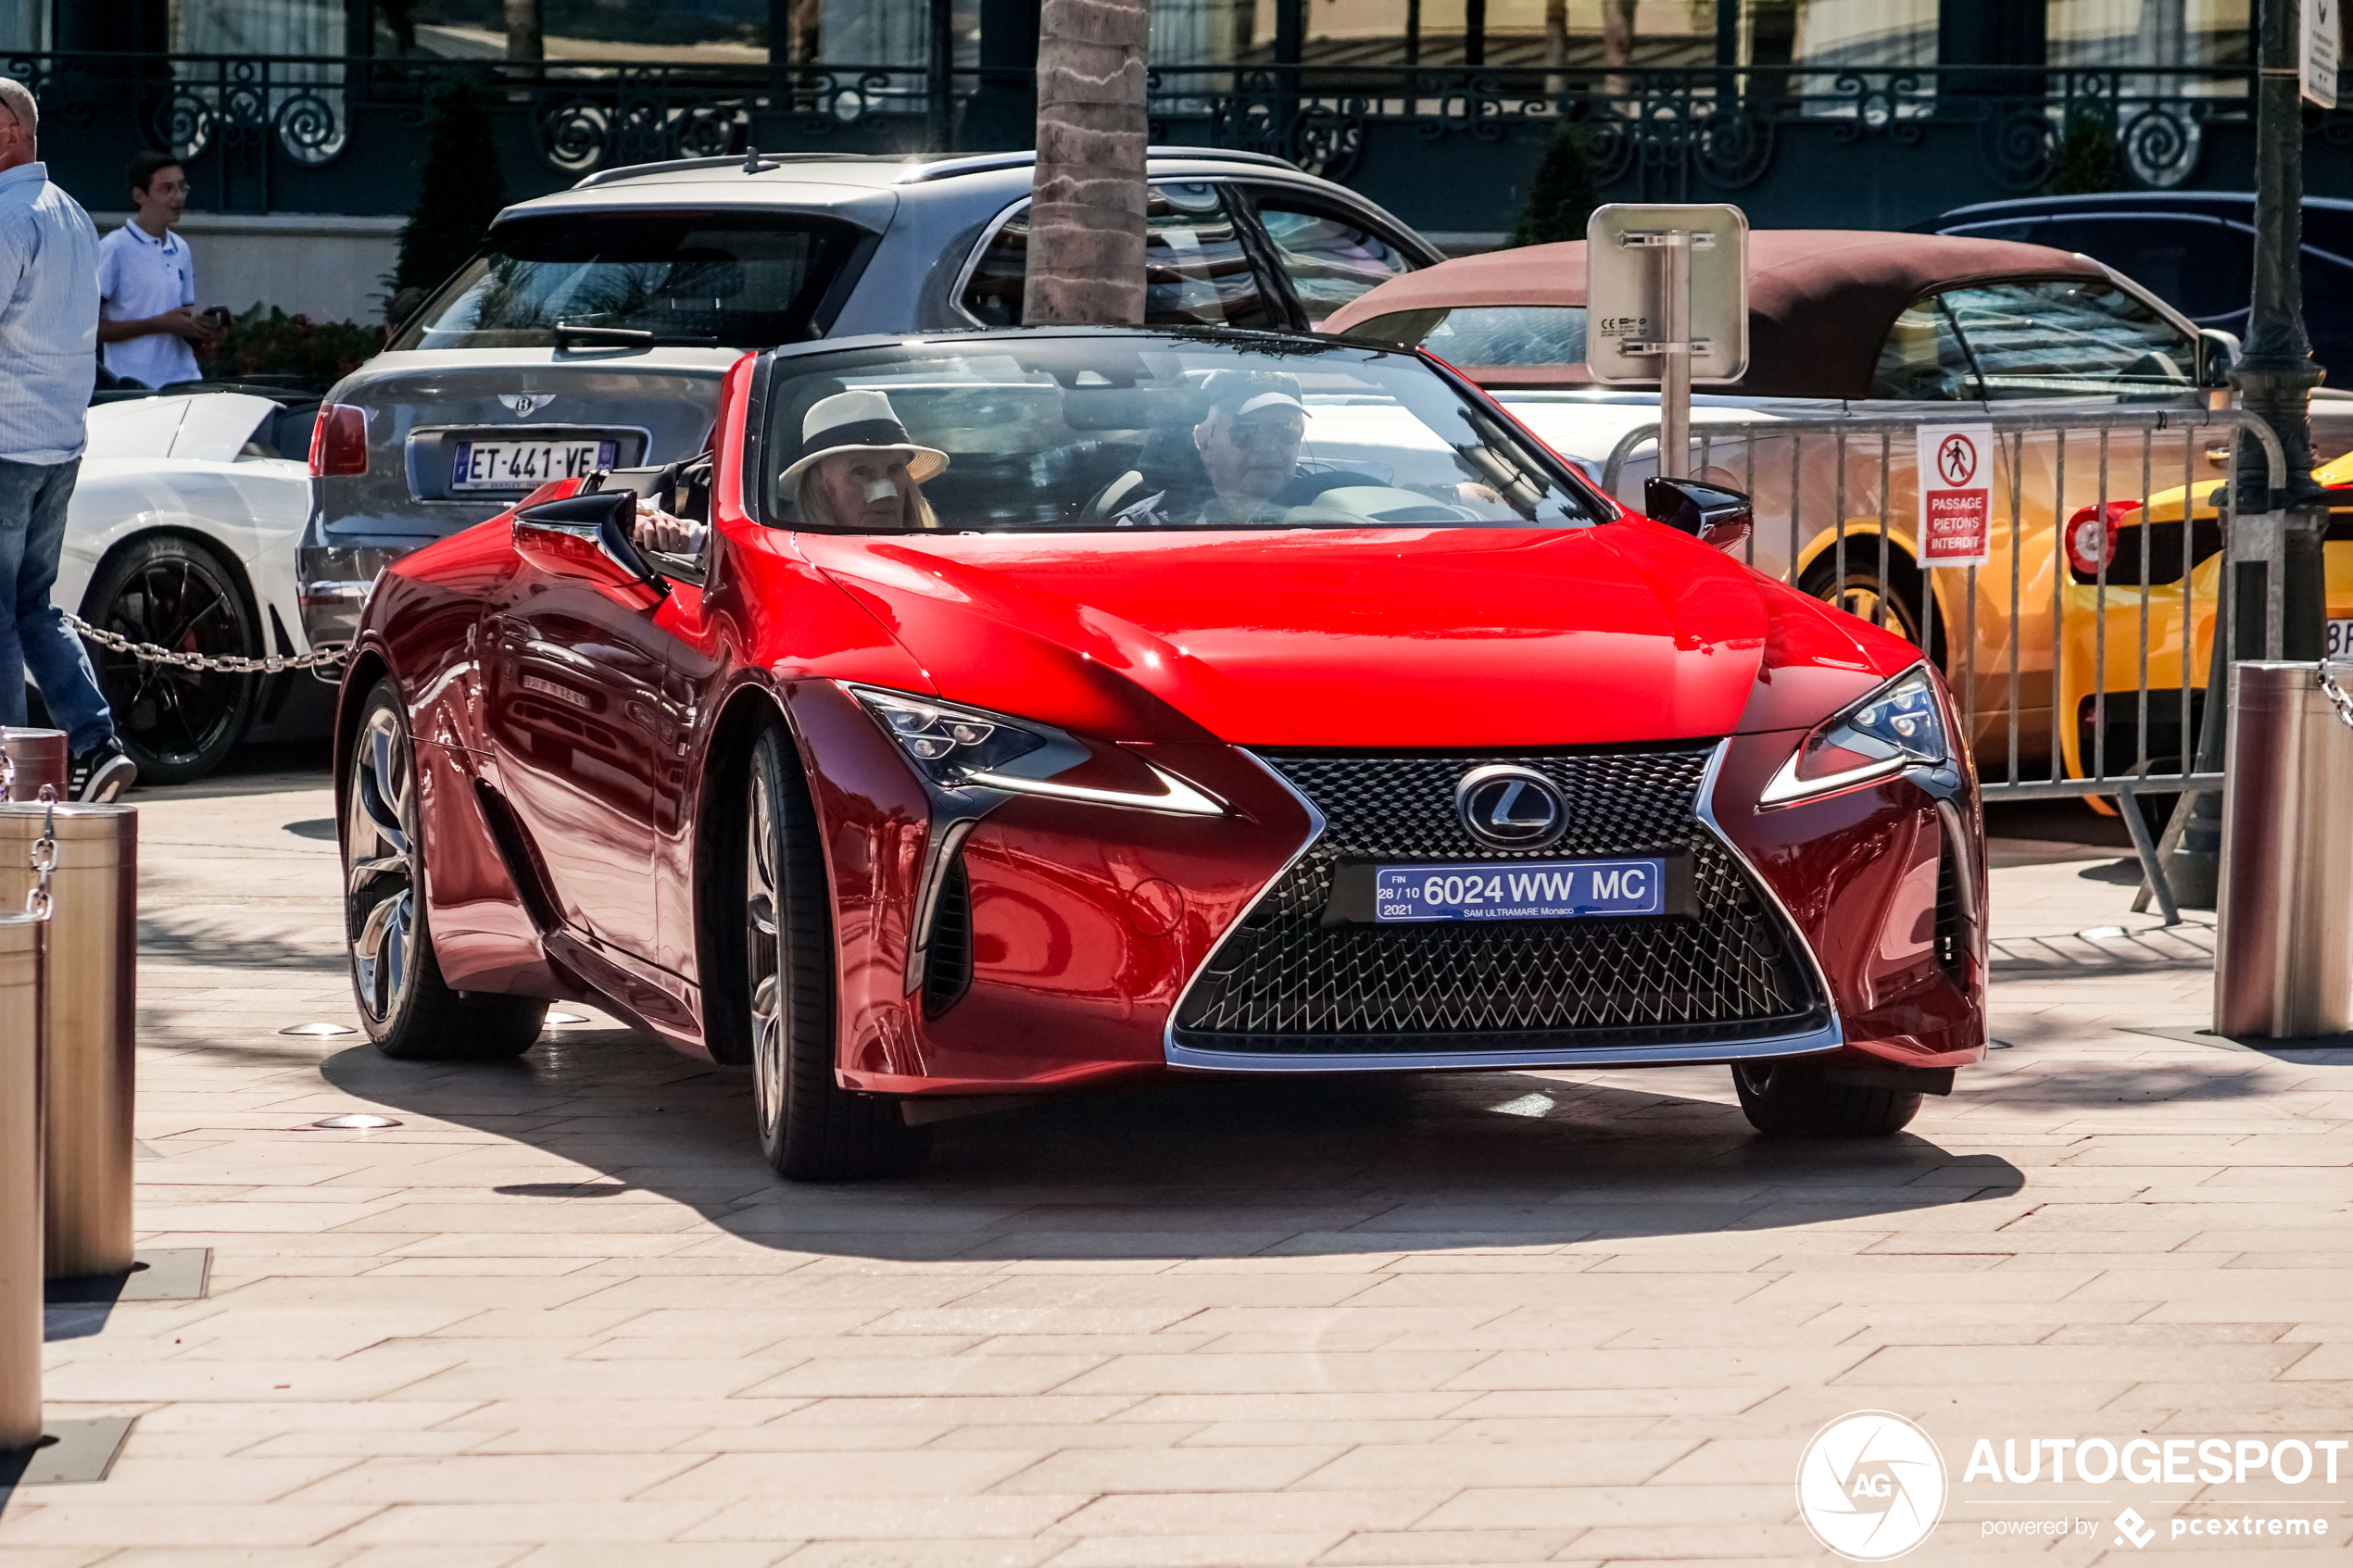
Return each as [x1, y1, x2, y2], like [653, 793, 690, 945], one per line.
[1171, 747, 1824, 1056]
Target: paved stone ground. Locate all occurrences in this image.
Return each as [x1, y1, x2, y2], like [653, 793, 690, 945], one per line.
[4, 760, 2351, 1567]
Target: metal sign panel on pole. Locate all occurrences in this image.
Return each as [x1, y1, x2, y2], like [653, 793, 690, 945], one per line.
[1583, 204, 1749, 482]
[2307, 0, 2338, 107]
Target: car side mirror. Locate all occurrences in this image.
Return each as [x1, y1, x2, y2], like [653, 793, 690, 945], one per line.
[1644, 475, 1753, 553]
[2198, 328, 2241, 389]
[512, 488, 666, 602]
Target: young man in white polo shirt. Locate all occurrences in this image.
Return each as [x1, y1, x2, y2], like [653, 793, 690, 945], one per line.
[95, 150, 216, 388]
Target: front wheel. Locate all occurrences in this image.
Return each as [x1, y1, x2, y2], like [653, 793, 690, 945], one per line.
[741, 725, 929, 1180]
[1732, 1061, 1922, 1138]
[343, 677, 546, 1060]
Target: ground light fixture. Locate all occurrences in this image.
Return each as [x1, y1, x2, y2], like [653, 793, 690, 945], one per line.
[311, 1114, 400, 1129]
[543, 1011, 591, 1025]
[279, 1022, 357, 1037]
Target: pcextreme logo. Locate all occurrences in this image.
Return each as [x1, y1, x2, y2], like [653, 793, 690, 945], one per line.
[1796, 1411, 1949, 1561]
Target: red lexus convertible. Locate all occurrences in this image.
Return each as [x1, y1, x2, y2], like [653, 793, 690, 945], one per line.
[335, 326, 1984, 1178]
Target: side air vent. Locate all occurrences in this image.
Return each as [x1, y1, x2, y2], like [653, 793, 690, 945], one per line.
[921, 853, 974, 1019]
[472, 781, 563, 935]
[1933, 848, 1967, 981]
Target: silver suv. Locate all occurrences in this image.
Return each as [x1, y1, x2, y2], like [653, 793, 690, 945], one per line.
[296, 147, 1441, 649]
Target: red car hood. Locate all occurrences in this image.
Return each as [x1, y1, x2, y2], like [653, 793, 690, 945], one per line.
[795, 524, 1894, 749]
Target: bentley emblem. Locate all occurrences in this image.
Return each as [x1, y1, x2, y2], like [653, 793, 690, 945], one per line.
[1455, 764, 1568, 851]
[498, 393, 552, 417]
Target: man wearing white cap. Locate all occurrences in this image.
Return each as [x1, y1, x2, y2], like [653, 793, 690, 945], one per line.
[1190, 371, 1317, 525]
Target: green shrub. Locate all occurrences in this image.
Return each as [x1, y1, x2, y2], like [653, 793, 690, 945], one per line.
[2045, 107, 2121, 196]
[197, 304, 385, 392]
[1510, 119, 1601, 248]
[393, 77, 510, 295]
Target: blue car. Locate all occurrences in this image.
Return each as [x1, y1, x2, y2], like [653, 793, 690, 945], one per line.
[1919, 192, 2353, 387]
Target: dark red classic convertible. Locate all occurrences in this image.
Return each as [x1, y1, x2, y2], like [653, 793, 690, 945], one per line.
[336, 327, 1983, 1178]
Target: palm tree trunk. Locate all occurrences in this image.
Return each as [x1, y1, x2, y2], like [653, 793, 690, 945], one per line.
[1602, 0, 1635, 99]
[1544, 0, 1568, 100]
[505, 0, 543, 61]
[1023, 0, 1151, 325]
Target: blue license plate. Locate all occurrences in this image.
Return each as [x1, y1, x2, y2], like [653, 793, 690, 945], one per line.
[1373, 858, 1667, 923]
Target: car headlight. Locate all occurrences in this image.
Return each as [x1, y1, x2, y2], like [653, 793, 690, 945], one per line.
[1761, 665, 1950, 806]
[848, 685, 1048, 786]
[843, 683, 1226, 816]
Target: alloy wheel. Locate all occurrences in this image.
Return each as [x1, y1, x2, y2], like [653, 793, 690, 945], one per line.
[346, 707, 417, 1025]
[746, 760, 786, 1141]
[93, 548, 252, 774]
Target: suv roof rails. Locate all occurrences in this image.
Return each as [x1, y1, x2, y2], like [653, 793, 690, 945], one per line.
[894, 145, 1302, 182]
[573, 152, 917, 190]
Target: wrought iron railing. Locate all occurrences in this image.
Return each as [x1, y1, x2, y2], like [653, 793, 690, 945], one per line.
[5, 53, 2346, 223]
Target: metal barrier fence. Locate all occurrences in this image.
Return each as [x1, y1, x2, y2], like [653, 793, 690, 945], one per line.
[1594, 407, 2291, 921]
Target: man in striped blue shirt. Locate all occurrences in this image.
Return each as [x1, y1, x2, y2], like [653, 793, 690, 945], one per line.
[0, 79, 132, 801]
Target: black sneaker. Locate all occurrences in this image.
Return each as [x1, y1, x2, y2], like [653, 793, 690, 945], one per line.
[68, 738, 137, 803]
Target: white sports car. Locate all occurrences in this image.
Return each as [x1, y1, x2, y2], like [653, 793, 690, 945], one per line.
[52, 392, 332, 784]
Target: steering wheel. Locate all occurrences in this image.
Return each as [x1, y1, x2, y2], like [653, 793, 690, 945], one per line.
[1074, 470, 1168, 527]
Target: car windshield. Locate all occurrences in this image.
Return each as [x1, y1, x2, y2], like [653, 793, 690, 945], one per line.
[761, 333, 1604, 533]
[393, 212, 862, 351]
[1341, 306, 1589, 368]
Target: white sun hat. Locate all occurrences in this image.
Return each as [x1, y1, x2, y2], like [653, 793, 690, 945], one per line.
[777, 389, 950, 486]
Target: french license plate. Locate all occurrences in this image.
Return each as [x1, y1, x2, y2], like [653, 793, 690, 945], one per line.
[452, 438, 617, 491]
[1373, 858, 1666, 924]
[2331, 619, 2353, 659]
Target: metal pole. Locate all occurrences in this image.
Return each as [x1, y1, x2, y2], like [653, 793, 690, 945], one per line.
[0, 804, 137, 1279]
[2233, 0, 2325, 648]
[0, 729, 65, 802]
[2215, 661, 2353, 1036]
[1659, 231, 1691, 480]
[0, 912, 41, 1451]
[926, 0, 956, 151]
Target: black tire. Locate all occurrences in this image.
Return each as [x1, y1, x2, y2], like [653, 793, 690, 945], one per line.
[1732, 1061, 1922, 1137]
[343, 677, 545, 1060]
[741, 724, 929, 1180]
[80, 533, 260, 785]
[1798, 549, 1947, 671]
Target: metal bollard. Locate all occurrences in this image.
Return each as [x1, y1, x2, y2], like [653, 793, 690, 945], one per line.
[0, 802, 136, 1277]
[0, 728, 66, 802]
[2214, 660, 2353, 1038]
[0, 912, 40, 1449]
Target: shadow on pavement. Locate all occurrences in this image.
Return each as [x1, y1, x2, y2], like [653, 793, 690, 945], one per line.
[315, 1025, 2024, 1261]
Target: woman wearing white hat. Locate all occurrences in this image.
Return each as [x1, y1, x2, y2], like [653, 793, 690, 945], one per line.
[780, 388, 950, 531]
[632, 388, 950, 554]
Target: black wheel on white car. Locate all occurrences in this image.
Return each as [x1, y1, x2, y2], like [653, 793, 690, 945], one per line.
[742, 724, 929, 1180]
[344, 677, 546, 1060]
[1731, 1060, 1922, 1138]
[81, 533, 260, 785]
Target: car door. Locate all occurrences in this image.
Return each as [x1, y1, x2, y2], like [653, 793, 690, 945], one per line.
[959, 182, 1282, 329]
[1233, 185, 1426, 330]
[480, 507, 683, 960]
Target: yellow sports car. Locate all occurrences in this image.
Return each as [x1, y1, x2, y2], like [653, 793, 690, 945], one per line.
[2055, 445, 2353, 783]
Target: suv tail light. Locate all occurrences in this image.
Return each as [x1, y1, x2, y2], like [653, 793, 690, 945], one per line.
[309, 404, 369, 477]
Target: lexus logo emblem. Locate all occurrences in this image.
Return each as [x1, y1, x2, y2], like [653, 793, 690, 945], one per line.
[1455, 765, 1568, 851]
[498, 393, 552, 417]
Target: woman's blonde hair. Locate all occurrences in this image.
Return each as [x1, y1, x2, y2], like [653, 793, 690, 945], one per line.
[794, 452, 939, 531]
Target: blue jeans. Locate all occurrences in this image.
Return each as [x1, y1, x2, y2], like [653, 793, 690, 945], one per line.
[0, 458, 113, 753]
